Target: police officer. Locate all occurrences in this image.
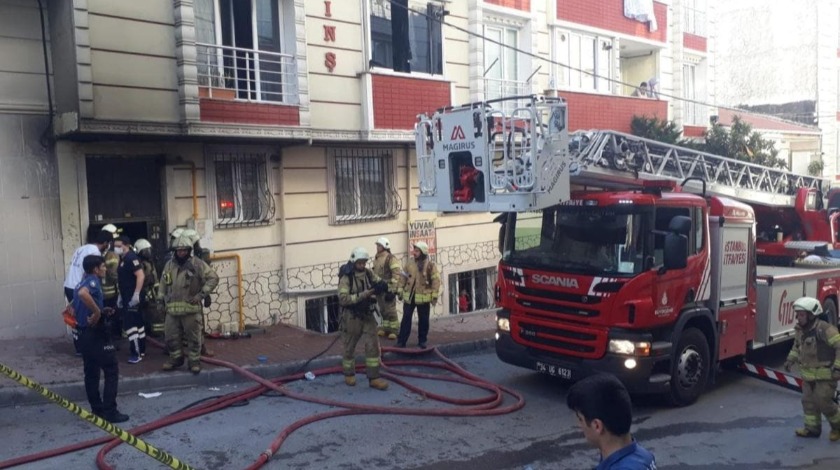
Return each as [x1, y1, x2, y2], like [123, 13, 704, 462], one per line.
[73, 254, 128, 423]
[396, 241, 440, 349]
[338, 247, 389, 391]
[115, 236, 146, 364]
[159, 234, 219, 374]
[100, 224, 121, 342]
[784, 297, 840, 441]
[372, 237, 401, 340]
[134, 239, 162, 338]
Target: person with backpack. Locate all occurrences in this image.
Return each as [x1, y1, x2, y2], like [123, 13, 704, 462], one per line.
[372, 237, 401, 340]
[396, 242, 441, 349]
[338, 247, 390, 391]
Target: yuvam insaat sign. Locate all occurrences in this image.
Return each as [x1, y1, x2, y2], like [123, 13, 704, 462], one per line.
[408, 219, 437, 261]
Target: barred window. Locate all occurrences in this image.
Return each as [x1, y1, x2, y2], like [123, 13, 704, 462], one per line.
[305, 295, 340, 333]
[328, 148, 401, 224]
[208, 150, 275, 228]
[448, 267, 498, 315]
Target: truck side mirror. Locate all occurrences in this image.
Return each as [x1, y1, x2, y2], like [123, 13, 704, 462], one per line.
[494, 213, 508, 254]
[663, 233, 688, 270]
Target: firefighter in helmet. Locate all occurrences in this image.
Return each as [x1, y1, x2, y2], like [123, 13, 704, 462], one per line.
[338, 247, 389, 391]
[133, 239, 162, 338]
[100, 224, 121, 341]
[159, 234, 219, 374]
[784, 297, 840, 440]
[372, 237, 401, 340]
[396, 241, 440, 349]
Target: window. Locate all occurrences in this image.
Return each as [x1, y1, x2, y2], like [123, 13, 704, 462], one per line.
[305, 295, 340, 333]
[683, 63, 706, 125]
[195, 0, 295, 103]
[653, 207, 702, 264]
[448, 267, 498, 314]
[554, 30, 612, 93]
[209, 150, 275, 228]
[484, 25, 523, 101]
[683, 0, 706, 36]
[369, 0, 443, 74]
[328, 149, 401, 224]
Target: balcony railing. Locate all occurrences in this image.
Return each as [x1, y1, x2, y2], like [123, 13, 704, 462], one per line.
[196, 42, 298, 105]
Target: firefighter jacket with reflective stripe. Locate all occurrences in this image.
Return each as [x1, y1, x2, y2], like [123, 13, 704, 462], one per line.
[787, 319, 840, 380]
[140, 259, 159, 303]
[159, 256, 219, 316]
[102, 251, 119, 299]
[399, 257, 440, 305]
[373, 251, 401, 294]
[338, 268, 381, 316]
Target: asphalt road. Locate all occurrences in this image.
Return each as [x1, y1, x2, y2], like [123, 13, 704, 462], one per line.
[2, 345, 839, 469]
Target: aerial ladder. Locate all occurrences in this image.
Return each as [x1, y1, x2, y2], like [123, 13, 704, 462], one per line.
[415, 95, 837, 258]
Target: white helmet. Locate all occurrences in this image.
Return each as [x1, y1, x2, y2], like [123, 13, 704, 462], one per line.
[101, 224, 119, 238]
[172, 234, 194, 251]
[350, 247, 370, 262]
[182, 228, 201, 246]
[170, 227, 184, 239]
[376, 237, 391, 250]
[414, 241, 429, 255]
[134, 238, 152, 252]
[792, 297, 822, 317]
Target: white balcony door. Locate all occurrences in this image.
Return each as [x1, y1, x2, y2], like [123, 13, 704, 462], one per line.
[484, 26, 520, 101]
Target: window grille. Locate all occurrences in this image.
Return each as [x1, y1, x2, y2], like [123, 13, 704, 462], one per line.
[209, 150, 275, 228]
[305, 295, 340, 333]
[328, 148, 401, 225]
[448, 267, 498, 314]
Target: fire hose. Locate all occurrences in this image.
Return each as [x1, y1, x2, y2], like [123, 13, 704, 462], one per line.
[0, 339, 525, 469]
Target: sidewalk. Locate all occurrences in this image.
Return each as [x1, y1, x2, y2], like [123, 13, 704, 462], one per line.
[0, 311, 497, 407]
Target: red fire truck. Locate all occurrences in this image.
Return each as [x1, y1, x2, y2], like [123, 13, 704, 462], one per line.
[415, 95, 840, 405]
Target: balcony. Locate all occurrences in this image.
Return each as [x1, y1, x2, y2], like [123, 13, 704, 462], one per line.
[555, 90, 667, 133]
[196, 43, 300, 126]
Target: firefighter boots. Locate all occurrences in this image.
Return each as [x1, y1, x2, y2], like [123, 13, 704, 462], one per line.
[369, 378, 389, 391]
[162, 358, 184, 371]
[795, 428, 821, 438]
[189, 362, 201, 374]
[344, 375, 356, 386]
[377, 330, 385, 337]
[387, 333, 397, 340]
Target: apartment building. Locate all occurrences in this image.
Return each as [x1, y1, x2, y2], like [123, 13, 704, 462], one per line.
[0, 0, 714, 339]
[715, 0, 840, 177]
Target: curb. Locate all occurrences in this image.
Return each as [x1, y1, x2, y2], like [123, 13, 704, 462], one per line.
[0, 337, 495, 408]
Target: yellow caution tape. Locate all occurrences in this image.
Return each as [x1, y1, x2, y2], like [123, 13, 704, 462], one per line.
[0, 362, 195, 470]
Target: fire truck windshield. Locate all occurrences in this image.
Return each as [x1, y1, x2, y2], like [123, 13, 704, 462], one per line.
[502, 205, 649, 276]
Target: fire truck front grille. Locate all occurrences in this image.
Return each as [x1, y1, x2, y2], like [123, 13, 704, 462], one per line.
[514, 319, 603, 358]
[515, 286, 603, 304]
[515, 299, 599, 317]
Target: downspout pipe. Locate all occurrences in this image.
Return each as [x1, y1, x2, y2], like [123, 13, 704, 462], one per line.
[189, 161, 199, 220]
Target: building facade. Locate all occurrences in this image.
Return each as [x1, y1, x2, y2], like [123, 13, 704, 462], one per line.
[715, 0, 840, 177]
[0, 0, 713, 339]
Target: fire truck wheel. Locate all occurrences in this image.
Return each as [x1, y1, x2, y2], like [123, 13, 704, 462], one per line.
[822, 298, 838, 327]
[669, 327, 710, 406]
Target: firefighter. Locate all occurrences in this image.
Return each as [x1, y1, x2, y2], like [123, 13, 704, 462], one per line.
[133, 239, 162, 338]
[338, 247, 389, 391]
[372, 237, 401, 340]
[396, 241, 441, 349]
[159, 234, 219, 374]
[100, 224, 121, 343]
[181, 228, 214, 357]
[784, 296, 840, 441]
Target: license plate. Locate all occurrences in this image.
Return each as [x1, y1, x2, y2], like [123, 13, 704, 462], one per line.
[536, 361, 572, 379]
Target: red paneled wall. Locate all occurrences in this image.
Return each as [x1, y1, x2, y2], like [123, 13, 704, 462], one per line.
[372, 74, 451, 130]
[557, 0, 667, 42]
[199, 99, 300, 126]
[560, 91, 668, 133]
[484, 0, 530, 11]
[683, 33, 707, 52]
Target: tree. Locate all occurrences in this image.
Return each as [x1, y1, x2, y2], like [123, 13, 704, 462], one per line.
[630, 114, 787, 170]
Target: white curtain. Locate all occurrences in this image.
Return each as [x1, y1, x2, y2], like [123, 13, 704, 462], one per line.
[623, 0, 658, 32]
